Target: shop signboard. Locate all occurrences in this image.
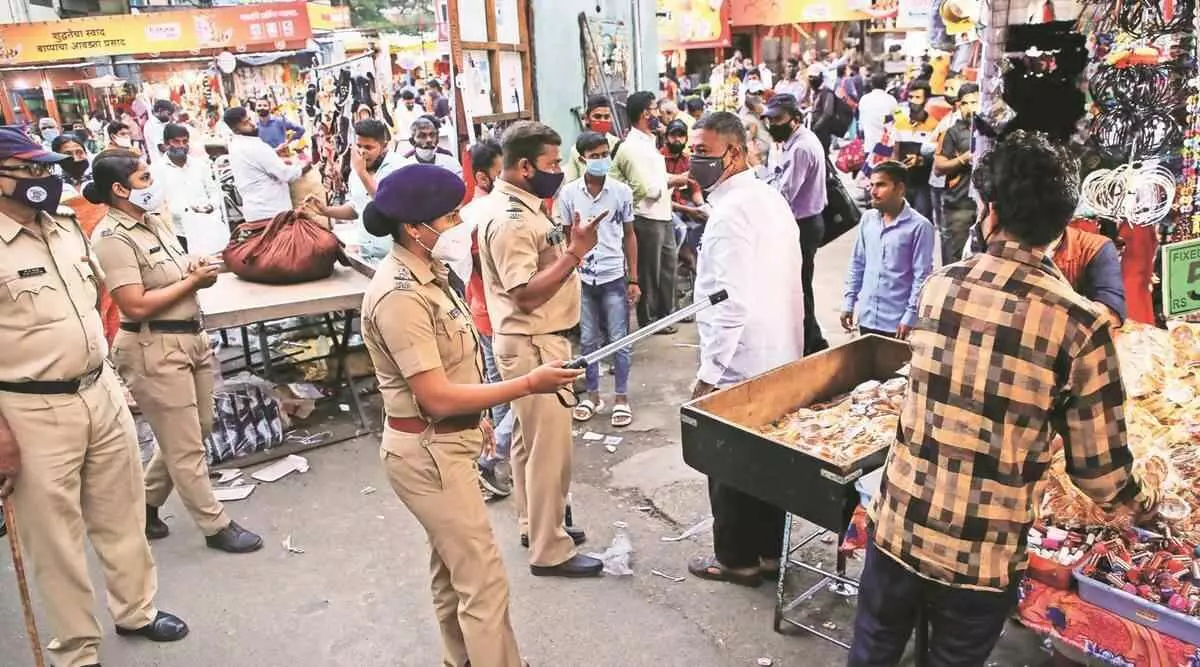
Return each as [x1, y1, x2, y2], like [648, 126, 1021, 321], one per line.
[307, 4, 352, 32]
[0, 1, 313, 66]
[731, 0, 872, 25]
[657, 0, 731, 51]
[897, 0, 934, 29]
[1164, 238, 1200, 318]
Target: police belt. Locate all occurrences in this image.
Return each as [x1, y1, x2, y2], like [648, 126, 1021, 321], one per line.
[119, 319, 203, 334]
[0, 366, 104, 395]
[387, 415, 481, 434]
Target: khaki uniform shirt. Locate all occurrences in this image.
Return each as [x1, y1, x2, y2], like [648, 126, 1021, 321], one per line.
[0, 210, 105, 382]
[92, 208, 199, 322]
[477, 179, 581, 335]
[361, 244, 484, 429]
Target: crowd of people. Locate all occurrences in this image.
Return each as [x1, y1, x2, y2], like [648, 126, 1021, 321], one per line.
[0, 42, 1155, 667]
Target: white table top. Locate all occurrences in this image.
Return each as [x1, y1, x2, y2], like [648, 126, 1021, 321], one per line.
[198, 265, 371, 330]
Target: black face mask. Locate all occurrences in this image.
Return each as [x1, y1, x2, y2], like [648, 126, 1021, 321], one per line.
[767, 122, 794, 143]
[368, 154, 385, 172]
[61, 159, 89, 181]
[909, 102, 928, 121]
[257, 109, 270, 118]
[666, 142, 685, 155]
[239, 126, 260, 137]
[689, 149, 729, 191]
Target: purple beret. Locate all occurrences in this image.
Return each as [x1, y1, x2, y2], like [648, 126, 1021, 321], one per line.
[364, 163, 465, 237]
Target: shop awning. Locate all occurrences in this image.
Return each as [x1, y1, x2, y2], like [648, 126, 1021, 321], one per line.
[731, 0, 872, 25]
[68, 75, 125, 88]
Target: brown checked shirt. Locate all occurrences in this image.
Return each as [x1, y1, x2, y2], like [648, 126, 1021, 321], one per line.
[871, 240, 1148, 592]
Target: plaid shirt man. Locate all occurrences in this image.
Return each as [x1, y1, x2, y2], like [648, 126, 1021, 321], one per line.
[871, 240, 1150, 592]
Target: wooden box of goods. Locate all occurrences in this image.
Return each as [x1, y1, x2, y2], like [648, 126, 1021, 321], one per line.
[680, 335, 910, 533]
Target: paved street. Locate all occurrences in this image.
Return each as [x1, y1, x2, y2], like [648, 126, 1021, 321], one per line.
[0, 231, 1052, 667]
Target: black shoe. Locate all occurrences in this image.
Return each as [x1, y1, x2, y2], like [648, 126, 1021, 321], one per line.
[116, 611, 189, 642]
[479, 462, 512, 498]
[520, 527, 586, 548]
[653, 325, 679, 335]
[530, 553, 603, 578]
[204, 521, 263, 554]
[145, 505, 169, 541]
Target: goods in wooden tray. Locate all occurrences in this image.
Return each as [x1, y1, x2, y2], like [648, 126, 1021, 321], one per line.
[757, 376, 907, 465]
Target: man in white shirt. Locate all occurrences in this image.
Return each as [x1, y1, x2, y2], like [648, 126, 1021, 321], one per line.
[142, 100, 175, 164]
[304, 119, 408, 259]
[391, 90, 425, 144]
[858, 73, 899, 155]
[402, 116, 463, 179]
[224, 106, 305, 223]
[151, 123, 226, 254]
[611, 90, 688, 330]
[774, 58, 808, 99]
[685, 110, 806, 587]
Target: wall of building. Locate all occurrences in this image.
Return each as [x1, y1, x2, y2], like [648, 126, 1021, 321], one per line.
[530, 0, 658, 140]
[0, 0, 60, 24]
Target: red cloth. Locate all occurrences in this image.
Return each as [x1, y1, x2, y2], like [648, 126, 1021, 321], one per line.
[662, 149, 698, 206]
[1018, 579, 1198, 665]
[466, 230, 492, 337]
[1119, 222, 1157, 325]
[64, 195, 120, 346]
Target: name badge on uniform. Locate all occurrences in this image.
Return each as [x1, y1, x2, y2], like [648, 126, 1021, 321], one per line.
[546, 225, 566, 246]
[18, 267, 46, 278]
[448, 308, 463, 320]
[148, 246, 162, 254]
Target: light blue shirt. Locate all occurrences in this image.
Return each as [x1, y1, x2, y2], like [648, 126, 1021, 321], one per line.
[556, 176, 635, 285]
[842, 203, 935, 331]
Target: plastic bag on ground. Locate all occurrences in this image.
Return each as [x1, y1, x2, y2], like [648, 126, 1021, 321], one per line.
[588, 522, 634, 576]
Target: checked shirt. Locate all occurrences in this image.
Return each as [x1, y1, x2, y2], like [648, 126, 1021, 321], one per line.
[871, 240, 1149, 592]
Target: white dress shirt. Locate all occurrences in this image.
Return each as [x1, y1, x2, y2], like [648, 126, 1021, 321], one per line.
[143, 117, 167, 163]
[694, 169, 806, 387]
[229, 134, 304, 222]
[152, 155, 223, 235]
[858, 89, 899, 155]
[614, 128, 672, 222]
[348, 150, 410, 258]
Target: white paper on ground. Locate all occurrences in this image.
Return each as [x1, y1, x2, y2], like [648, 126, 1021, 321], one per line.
[287, 382, 326, 400]
[603, 435, 623, 445]
[251, 454, 310, 482]
[582, 431, 604, 441]
[213, 485, 256, 501]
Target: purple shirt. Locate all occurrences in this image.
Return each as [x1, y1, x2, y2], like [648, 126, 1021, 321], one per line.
[767, 125, 827, 219]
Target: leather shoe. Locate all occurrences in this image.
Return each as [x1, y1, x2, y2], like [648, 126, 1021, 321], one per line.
[145, 505, 169, 540]
[520, 526, 586, 548]
[116, 611, 189, 642]
[531, 553, 603, 578]
[205, 521, 263, 553]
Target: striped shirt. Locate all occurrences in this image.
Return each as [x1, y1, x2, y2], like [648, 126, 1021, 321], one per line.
[871, 240, 1150, 592]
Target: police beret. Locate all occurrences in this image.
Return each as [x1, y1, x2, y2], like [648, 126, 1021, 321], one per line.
[363, 163, 466, 237]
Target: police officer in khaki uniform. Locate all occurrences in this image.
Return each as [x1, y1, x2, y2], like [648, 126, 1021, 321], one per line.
[86, 149, 263, 554]
[361, 163, 582, 666]
[477, 121, 605, 577]
[0, 128, 188, 667]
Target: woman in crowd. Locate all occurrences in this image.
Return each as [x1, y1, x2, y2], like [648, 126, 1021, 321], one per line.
[359, 163, 582, 667]
[87, 150, 264, 554]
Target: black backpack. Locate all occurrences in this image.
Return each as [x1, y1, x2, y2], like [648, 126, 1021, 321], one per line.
[828, 94, 854, 137]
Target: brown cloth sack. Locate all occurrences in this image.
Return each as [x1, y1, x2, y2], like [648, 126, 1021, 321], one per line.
[223, 209, 347, 284]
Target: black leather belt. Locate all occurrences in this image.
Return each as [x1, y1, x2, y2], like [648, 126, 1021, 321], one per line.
[120, 319, 203, 334]
[0, 366, 103, 395]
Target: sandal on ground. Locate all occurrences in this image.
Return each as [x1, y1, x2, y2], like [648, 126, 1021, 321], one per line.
[611, 403, 633, 427]
[688, 554, 762, 587]
[572, 399, 604, 422]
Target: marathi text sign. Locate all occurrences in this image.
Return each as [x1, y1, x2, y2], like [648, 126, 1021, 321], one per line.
[0, 1, 312, 65]
[1163, 238, 1200, 318]
[731, 0, 872, 25]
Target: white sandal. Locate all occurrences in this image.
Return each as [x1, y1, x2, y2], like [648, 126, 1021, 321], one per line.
[573, 399, 604, 422]
[611, 404, 633, 427]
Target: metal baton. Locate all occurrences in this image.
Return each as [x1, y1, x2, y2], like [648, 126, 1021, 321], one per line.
[563, 289, 729, 370]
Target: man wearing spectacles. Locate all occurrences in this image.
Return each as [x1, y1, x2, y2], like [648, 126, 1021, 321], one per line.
[0, 126, 189, 667]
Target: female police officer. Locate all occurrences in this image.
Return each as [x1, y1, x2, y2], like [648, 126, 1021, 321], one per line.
[360, 163, 582, 667]
[87, 149, 263, 553]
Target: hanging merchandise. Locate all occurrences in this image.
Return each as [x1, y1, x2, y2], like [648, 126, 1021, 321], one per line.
[1080, 162, 1178, 226]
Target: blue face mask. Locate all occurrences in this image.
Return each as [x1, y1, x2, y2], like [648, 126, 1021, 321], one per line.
[585, 157, 611, 177]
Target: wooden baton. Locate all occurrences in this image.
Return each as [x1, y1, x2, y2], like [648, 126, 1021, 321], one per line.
[4, 501, 46, 667]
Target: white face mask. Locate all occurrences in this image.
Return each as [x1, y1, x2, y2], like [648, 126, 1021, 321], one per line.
[415, 147, 436, 161]
[429, 219, 476, 284]
[128, 179, 165, 212]
[114, 136, 133, 148]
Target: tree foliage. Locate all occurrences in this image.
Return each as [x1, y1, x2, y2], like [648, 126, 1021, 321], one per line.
[349, 0, 436, 33]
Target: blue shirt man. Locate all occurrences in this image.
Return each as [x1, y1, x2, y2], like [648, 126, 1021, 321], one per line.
[841, 161, 936, 338]
[254, 98, 305, 148]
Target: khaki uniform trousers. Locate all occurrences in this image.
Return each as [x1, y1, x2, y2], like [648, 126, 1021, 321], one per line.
[112, 328, 229, 536]
[493, 333, 576, 567]
[3, 367, 158, 667]
[380, 426, 522, 667]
